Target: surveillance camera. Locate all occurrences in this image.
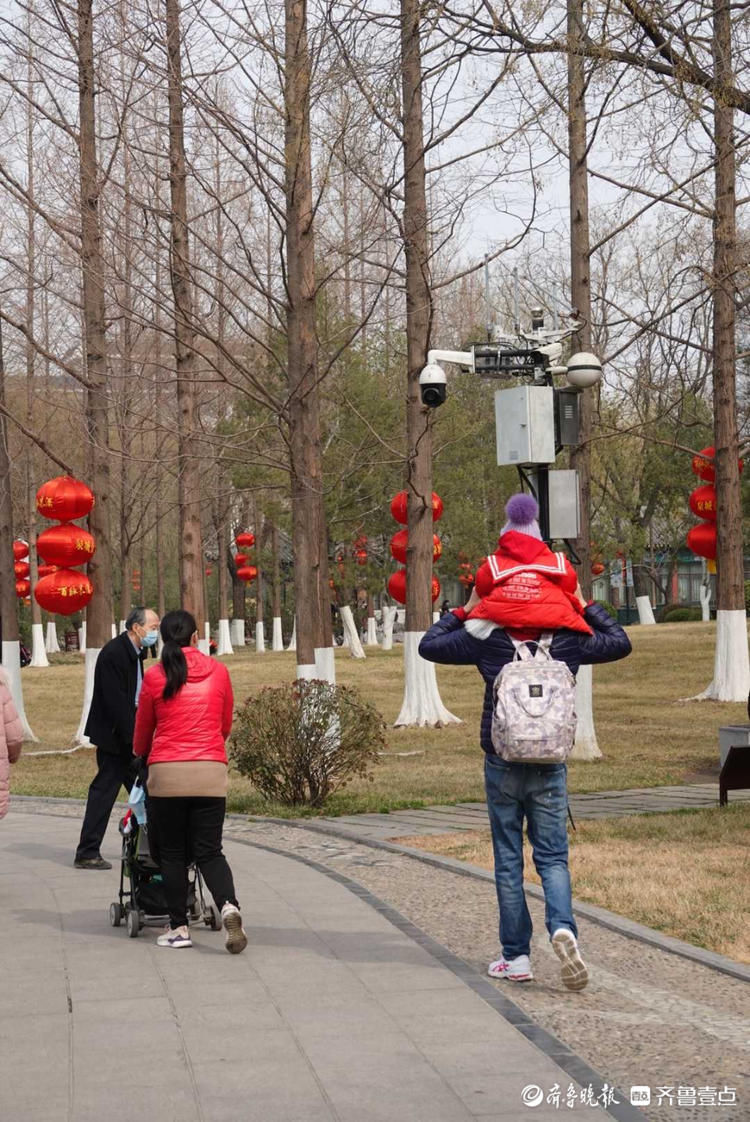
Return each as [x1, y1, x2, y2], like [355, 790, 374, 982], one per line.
[419, 362, 447, 407]
[566, 351, 602, 389]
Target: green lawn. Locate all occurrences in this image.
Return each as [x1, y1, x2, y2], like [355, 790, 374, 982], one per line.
[12, 621, 747, 814]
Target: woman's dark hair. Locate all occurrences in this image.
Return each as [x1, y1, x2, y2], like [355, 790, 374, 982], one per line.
[160, 610, 197, 700]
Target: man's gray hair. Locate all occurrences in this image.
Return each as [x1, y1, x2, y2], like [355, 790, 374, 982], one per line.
[125, 606, 146, 631]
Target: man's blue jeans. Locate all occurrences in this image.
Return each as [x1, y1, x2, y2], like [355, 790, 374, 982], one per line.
[484, 754, 577, 959]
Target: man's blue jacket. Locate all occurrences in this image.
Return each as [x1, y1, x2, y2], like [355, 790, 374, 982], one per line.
[418, 603, 632, 754]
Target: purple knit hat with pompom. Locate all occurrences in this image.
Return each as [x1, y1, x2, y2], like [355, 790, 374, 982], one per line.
[501, 493, 542, 540]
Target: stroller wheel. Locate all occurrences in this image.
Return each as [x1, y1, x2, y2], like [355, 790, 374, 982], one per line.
[109, 902, 123, 928]
[126, 909, 140, 938]
[205, 904, 220, 931]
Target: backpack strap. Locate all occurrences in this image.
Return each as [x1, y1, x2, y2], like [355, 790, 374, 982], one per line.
[510, 632, 555, 660]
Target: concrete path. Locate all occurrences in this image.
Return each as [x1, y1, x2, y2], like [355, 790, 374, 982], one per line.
[0, 809, 637, 1122]
[288, 784, 750, 842]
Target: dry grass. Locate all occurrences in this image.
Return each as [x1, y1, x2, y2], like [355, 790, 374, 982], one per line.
[393, 804, 750, 964]
[13, 621, 749, 815]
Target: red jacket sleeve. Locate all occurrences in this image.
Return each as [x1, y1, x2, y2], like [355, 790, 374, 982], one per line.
[133, 674, 157, 757]
[221, 665, 234, 740]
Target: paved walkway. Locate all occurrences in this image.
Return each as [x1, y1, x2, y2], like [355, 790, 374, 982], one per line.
[287, 784, 750, 842]
[0, 809, 641, 1122]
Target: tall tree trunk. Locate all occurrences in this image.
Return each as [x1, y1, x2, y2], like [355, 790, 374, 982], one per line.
[395, 0, 458, 727]
[285, 0, 328, 678]
[0, 322, 35, 737]
[270, 521, 284, 650]
[76, 0, 114, 742]
[697, 0, 748, 700]
[165, 0, 206, 637]
[567, 0, 601, 757]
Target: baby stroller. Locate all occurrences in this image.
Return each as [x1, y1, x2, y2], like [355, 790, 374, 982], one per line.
[109, 800, 220, 939]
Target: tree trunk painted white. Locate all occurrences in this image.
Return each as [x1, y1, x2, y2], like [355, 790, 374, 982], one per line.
[1, 641, 37, 741]
[296, 661, 316, 680]
[394, 632, 461, 727]
[197, 638, 210, 655]
[74, 647, 100, 746]
[45, 621, 60, 654]
[255, 621, 265, 653]
[381, 606, 397, 651]
[111, 623, 117, 639]
[700, 562, 711, 622]
[690, 610, 750, 701]
[432, 610, 440, 623]
[29, 623, 49, 668]
[286, 619, 296, 652]
[341, 627, 350, 648]
[635, 595, 656, 625]
[119, 619, 126, 634]
[314, 646, 336, 683]
[366, 616, 378, 646]
[570, 663, 602, 760]
[230, 619, 245, 646]
[340, 605, 366, 658]
[271, 617, 284, 651]
[204, 621, 210, 644]
[217, 619, 233, 656]
[78, 623, 86, 653]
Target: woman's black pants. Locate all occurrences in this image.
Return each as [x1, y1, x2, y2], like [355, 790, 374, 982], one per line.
[148, 796, 239, 928]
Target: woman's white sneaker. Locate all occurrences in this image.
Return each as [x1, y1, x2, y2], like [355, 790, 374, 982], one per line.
[221, 903, 248, 955]
[487, 953, 533, 982]
[157, 925, 192, 948]
[551, 929, 588, 990]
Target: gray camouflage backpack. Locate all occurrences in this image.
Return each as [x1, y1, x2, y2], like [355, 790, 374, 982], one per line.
[491, 635, 577, 763]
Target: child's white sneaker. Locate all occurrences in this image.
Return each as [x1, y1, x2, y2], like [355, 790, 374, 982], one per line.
[221, 903, 247, 955]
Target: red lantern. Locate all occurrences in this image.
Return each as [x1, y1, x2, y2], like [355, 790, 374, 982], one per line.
[237, 565, 258, 582]
[234, 552, 248, 567]
[686, 523, 717, 561]
[235, 531, 255, 549]
[37, 523, 96, 567]
[36, 476, 94, 522]
[390, 530, 442, 563]
[390, 529, 408, 563]
[355, 550, 368, 566]
[688, 485, 717, 523]
[12, 540, 28, 561]
[591, 561, 605, 576]
[691, 446, 744, 482]
[34, 569, 93, 615]
[14, 561, 30, 579]
[387, 569, 407, 604]
[37, 564, 58, 578]
[16, 579, 30, 598]
[205, 567, 212, 576]
[390, 491, 443, 524]
[431, 576, 441, 603]
[390, 492, 409, 525]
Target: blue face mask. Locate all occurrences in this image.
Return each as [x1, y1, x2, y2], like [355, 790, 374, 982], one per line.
[141, 630, 159, 647]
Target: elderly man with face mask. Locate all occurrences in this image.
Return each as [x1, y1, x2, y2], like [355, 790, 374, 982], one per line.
[74, 606, 160, 869]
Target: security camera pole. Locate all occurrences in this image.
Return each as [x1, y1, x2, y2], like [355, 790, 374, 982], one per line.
[421, 316, 602, 550]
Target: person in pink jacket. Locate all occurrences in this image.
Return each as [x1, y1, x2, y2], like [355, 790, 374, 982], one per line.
[133, 609, 246, 953]
[0, 669, 23, 820]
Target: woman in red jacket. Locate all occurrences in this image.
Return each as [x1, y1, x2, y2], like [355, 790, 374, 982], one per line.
[133, 609, 246, 953]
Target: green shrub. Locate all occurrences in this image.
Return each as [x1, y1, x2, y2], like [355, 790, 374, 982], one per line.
[594, 600, 617, 619]
[661, 605, 702, 622]
[230, 679, 386, 808]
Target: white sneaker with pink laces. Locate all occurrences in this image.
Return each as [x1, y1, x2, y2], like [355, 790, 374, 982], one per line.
[487, 953, 533, 982]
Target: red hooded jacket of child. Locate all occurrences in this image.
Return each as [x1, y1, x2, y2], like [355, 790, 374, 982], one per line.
[467, 495, 592, 635]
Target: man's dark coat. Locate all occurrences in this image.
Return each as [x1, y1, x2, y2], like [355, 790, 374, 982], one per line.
[84, 632, 146, 755]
